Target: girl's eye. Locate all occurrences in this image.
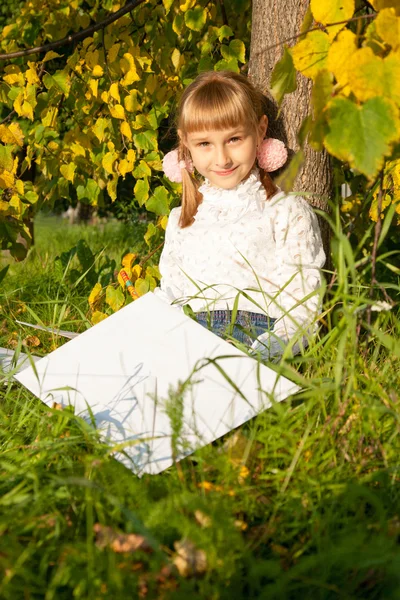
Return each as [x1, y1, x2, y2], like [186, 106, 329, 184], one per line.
[229, 137, 241, 143]
[198, 141, 210, 147]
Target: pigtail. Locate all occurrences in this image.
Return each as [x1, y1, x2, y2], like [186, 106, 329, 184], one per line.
[178, 144, 203, 228]
[259, 167, 279, 200]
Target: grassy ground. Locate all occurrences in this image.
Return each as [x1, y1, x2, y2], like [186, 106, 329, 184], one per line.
[0, 214, 400, 599]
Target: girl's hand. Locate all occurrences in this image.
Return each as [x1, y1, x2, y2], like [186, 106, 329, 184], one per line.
[250, 333, 286, 362]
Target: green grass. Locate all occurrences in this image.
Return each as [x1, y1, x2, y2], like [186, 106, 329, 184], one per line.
[1, 213, 400, 599]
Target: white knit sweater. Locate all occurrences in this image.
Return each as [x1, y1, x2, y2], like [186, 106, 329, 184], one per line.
[154, 169, 326, 349]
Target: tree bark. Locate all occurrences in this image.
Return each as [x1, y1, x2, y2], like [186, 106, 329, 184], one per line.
[248, 0, 332, 257]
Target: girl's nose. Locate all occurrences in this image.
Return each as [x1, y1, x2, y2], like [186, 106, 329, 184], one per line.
[215, 146, 231, 167]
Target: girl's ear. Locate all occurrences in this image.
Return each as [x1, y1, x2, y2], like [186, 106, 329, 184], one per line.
[258, 115, 268, 141]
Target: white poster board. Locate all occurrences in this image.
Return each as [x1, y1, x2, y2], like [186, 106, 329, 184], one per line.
[16, 293, 299, 475]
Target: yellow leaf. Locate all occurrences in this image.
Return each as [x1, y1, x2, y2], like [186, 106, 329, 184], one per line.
[60, 163, 76, 182]
[132, 264, 142, 281]
[70, 142, 86, 158]
[26, 62, 40, 85]
[120, 121, 132, 141]
[292, 31, 330, 80]
[91, 311, 108, 325]
[0, 170, 14, 188]
[16, 179, 24, 194]
[179, 0, 196, 10]
[0, 122, 24, 147]
[369, 0, 400, 15]
[122, 253, 137, 269]
[160, 215, 168, 230]
[41, 106, 58, 127]
[171, 48, 182, 71]
[92, 117, 109, 143]
[127, 148, 136, 163]
[92, 65, 104, 77]
[101, 91, 109, 103]
[118, 146, 136, 176]
[88, 282, 103, 307]
[107, 175, 118, 201]
[108, 43, 121, 63]
[14, 92, 34, 121]
[146, 74, 157, 94]
[3, 69, 25, 86]
[88, 78, 98, 97]
[369, 193, 392, 221]
[120, 53, 140, 86]
[43, 51, 62, 62]
[9, 194, 24, 217]
[375, 8, 400, 50]
[102, 151, 117, 174]
[118, 159, 129, 177]
[310, 0, 355, 40]
[327, 29, 357, 95]
[109, 82, 120, 102]
[109, 104, 126, 120]
[124, 90, 140, 113]
[347, 47, 400, 104]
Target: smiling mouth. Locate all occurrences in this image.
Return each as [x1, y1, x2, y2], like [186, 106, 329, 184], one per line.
[213, 166, 238, 176]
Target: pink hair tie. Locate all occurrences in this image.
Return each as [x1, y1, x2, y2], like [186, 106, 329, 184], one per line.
[256, 138, 287, 172]
[162, 149, 194, 183]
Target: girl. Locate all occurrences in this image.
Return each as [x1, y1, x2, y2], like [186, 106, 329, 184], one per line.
[155, 70, 326, 360]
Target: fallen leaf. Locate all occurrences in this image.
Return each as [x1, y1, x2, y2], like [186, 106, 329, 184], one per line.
[173, 539, 207, 577]
[94, 523, 152, 554]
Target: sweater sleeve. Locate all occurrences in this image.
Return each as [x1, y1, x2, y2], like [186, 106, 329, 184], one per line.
[153, 208, 187, 306]
[252, 195, 326, 358]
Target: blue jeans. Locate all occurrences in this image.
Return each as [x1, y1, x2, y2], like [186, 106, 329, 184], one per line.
[195, 310, 275, 346]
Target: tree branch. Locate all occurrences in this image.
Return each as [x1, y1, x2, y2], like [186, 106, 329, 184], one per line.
[0, 0, 147, 61]
[251, 13, 376, 57]
[217, 0, 228, 27]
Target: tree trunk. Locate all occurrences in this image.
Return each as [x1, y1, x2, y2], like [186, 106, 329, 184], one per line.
[248, 0, 332, 258]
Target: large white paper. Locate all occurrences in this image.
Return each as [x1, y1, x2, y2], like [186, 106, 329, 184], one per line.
[16, 293, 299, 475]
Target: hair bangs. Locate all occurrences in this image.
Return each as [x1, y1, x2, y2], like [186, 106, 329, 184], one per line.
[179, 82, 257, 134]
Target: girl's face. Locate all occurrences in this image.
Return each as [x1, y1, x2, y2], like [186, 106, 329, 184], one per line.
[182, 116, 267, 190]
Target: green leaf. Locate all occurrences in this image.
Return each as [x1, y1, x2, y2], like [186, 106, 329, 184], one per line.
[198, 55, 214, 72]
[76, 239, 95, 274]
[0, 145, 14, 171]
[105, 285, 125, 311]
[77, 179, 101, 204]
[270, 46, 297, 106]
[144, 222, 157, 246]
[276, 150, 304, 193]
[133, 160, 152, 178]
[0, 264, 9, 286]
[134, 177, 150, 206]
[325, 96, 400, 179]
[217, 25, 233, 41]
[309, 69, 333, 150]
[146, 186, 169, 215]
[43, 70, 71, 96]
[214, 58, 239, 73]
[134, 130, 158, 151]
[185, 6, 207, 31]
[135, 277, 150, 296]
[228, 40, 246, 63]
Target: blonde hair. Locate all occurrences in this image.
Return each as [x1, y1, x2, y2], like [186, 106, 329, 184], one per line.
[176, 70, 278, 228]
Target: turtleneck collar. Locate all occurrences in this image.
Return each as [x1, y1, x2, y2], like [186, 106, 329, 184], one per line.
[194, 168, 270, 226]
